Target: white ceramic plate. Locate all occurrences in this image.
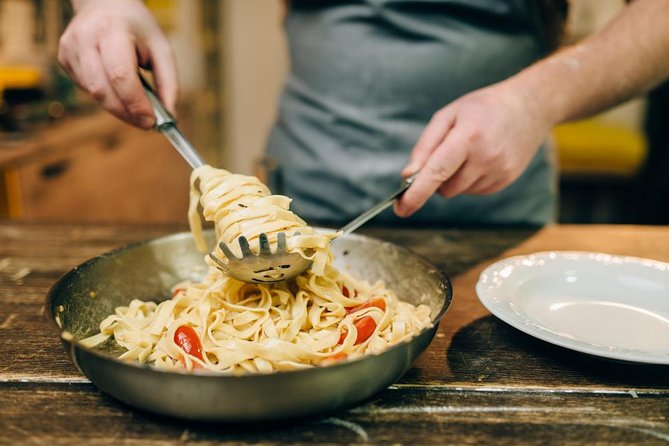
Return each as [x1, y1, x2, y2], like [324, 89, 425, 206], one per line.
[476, 251, 669, 364]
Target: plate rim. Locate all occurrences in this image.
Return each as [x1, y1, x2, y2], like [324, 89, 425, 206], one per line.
[476, 250, 669, 365]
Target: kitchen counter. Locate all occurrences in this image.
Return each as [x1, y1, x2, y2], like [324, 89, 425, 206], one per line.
[1, 222, 668, 444]
[0, 112, 191, 222]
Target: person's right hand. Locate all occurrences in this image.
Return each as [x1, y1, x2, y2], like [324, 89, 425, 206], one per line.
[58, 0, 177, 129]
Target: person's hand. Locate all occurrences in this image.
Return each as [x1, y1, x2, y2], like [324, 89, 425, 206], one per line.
[58, 0, 177, 129]
[394, 80, 552, 217]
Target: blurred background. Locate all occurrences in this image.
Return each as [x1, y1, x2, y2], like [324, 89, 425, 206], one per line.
[0, 0, 666, 225]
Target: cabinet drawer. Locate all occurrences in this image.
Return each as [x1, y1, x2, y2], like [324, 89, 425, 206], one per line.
[15, 127, 191, 222]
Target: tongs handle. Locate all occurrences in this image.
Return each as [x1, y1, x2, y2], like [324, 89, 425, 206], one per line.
[139, 72, 205, 169]
[139, 73, 175, 130]
[338, 173, 418, 236]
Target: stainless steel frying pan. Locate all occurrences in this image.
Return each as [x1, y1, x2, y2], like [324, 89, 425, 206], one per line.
[46, 231, 452, 421]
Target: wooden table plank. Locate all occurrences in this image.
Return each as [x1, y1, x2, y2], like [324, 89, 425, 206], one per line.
[1, 383, 667, 445]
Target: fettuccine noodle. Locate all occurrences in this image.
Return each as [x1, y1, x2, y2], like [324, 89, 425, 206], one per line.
[81, 166, 432, 373]
[189, 165, 335, 275]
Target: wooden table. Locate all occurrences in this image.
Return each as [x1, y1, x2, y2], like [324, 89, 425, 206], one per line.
[1, 222, 668, 445]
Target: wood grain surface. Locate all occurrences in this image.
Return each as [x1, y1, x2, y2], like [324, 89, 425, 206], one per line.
[1, 222, 668, 445]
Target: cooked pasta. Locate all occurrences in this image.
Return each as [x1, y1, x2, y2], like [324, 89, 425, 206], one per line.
[188, 166, 336, 275]
[81, 166, 432, 373]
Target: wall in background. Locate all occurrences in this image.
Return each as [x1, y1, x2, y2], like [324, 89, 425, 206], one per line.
[220, 0, 287, 175]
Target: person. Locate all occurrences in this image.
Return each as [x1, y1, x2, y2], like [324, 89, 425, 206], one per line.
[58, 0, 669, 226]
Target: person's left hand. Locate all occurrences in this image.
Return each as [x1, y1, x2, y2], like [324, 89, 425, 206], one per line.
[394, 80, 552, 217]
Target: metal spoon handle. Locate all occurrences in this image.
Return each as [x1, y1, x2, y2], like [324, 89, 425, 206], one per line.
[338, 173, 417, 236]
[139, 73, 205, 169]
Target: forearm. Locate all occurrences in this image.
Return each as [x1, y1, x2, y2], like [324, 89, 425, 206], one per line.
[508, 0, 669, 126]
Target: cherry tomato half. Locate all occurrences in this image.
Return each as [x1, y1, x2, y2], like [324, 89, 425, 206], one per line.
[346, 298, 386, 314]
[174, 325, 204, 361]
[338, 316, 377, 345]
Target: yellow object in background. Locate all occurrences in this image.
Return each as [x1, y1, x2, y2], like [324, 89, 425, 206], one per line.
[0, 65, 41, 92]
[553, 119, 647, 177]
[146, 0, 176, 31]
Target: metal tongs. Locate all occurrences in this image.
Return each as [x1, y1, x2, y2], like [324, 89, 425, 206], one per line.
[142, 74, 415, 284]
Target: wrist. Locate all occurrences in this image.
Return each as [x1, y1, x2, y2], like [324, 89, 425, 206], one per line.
[501, 72, 559, 133]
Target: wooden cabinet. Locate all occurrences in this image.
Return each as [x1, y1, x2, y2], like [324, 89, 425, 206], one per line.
[0, 112, 192, 223]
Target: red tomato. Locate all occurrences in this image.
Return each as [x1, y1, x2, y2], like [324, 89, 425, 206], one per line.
[174, 325, 204, 361]
[338, 316, 377, 345]
[346, 298, 386, 314]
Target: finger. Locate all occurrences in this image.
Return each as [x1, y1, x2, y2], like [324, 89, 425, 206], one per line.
[148, 39, 179, 115]
[58, 31, 86, 88]
[57, 36, 77, 80]
[58, 56, 76, 85]
[467, 176, 492, 195]
[76, 47, 132, 122]
[401, 107, 456, 177]
[98, 33, 155, 129]
[471, 177, 509, 195]
[435, 161, 482, 198]
[395, 134, 468, 217]
[467, 175, 495, 195]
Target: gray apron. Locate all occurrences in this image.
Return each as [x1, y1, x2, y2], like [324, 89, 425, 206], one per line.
[266, 0, 556, 226]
